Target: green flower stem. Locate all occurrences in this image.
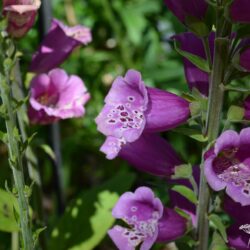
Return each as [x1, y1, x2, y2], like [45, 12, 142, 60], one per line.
[0, 73, 34, 249]
[197, 37, 230, 250]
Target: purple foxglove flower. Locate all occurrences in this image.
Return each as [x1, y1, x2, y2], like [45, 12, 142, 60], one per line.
[230, 0, 250, 23]
[244, 96, 250, 120]
[204, 128, 250, 206]
[239, 47, 250, 72]
[95, 69, 190, 145]
[101, 133, 182, 176]
[224, 196, 250, 250]
[29, 19, 92, 73]
[173, 32, 215, 96]
[28, 68, 90, 124]
[164, 0, 208, 24]
[3, 0, 41, 38]
[108, 187, 186, 250]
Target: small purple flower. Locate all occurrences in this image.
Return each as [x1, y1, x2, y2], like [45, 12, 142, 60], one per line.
[173, 32, 215, 96]
[230, 0, 250, 23]
[239, 47, 250, 72]
[28, 68, 90, 124]
[244, 96, 250, 120]
[108, 187, 186, 250]
[29, 19, 92, 73]
[101, 133, 182, 176]
[164, 0, 208, 24]
[95, 69, 190, 146]
[224, 196, 250, 249]
[204, 128, 250, 206]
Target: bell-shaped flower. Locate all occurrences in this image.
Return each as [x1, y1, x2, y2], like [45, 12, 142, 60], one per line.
[28, 68, 90, 124]
[244, 96, 250, 120]
[95, 69, 190, 145]
[3, 0, 41, 38]
[108, 187, 187, 250]
[224, 196, 250, 250]
[229, 0, 250, 23]
[173, 32, 215, 96]
[204, 128, 250, 206]
[164, 0, 208, 26]
[29, 19, 92, 73]
[101, 133, 182, 176]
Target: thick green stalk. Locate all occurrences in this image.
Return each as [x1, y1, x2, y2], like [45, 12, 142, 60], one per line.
[0, 74, 34, 249]
[197, 38, 230, 250]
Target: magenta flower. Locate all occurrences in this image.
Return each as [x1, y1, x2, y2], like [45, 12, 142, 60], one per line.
[108, 187, 186, 250]
[3, 0, 41, 38]
[204, 128, 250, 206]
[29, 19, 92, 73]
[173, 32, 215, 96]
[95, 69, 190, 146]
[224, 196, 250, 250]
[230, 0, 250, 23]
[164, 0, 208, 24]
[101, 133, 182, 176]
[244, 96, 250, 120]
[28, 68, 90, 124]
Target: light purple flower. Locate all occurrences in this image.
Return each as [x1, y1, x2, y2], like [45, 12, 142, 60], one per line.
[29, 19, 92, 73]
[164, 0, 208, 24]
[101, 133, 182, 176]
[224, 196, 250, 250]
[108, 187, 186, 250]
[230, 0, 250, 23]
[28, 68, 90, 124]
[204, 128, 250, 206]
[95, 69, 190, 148]
[244, 96, 250, 120]
[173, 32, 215, 96]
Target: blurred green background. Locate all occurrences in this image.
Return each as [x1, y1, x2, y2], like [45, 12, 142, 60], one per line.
[0, 0, 204, 249]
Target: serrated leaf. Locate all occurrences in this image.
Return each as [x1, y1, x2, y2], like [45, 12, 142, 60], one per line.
[172, 185, 197, 205]
[0, 188, 19, 232]
[209, 214, 228, 243]
[174, 41, 210, 73]
[48, 172, 136, 250]
[210, 231, 229, 250]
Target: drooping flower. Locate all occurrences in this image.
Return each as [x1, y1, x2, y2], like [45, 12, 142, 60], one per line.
[224, 196, 250, 250]
[108, 187, 186, 250]
[2, 0, 41, 38]
[173, 32, 215, 96]
[229, 0, 250, 23]
[204, 128, 250, 206]
[101, 133, 182, 176]
[164, 0, 208, 24]
[95, 69, 190, 146]
[28, 68, 90, 124]
[244, 96, 250, 120]
[29, 18, 92, 73]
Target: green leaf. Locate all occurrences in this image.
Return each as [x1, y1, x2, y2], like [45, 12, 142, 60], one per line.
[210, 231, 229, 250]
[185, 16, 210, 37]
[227, 105, 245, 121]
[173, 164, 193, 179]
[209, 214, 228, 243]
[48, 172, 136, 250]
[172, 185, 197, 205]
[174, 41, 210, 73]
[173, 128, 208, 142]
[0, 188, 19, 232]
[40, 144, 56, 161]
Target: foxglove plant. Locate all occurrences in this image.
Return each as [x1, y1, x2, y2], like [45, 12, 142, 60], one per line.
[28, 68, 90, 124]
[108, 187, 186, 250]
